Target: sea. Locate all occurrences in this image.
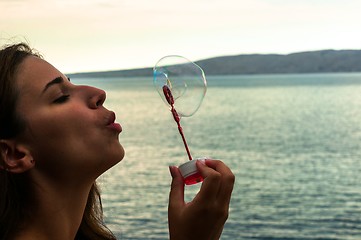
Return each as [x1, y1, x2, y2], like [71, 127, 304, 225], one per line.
[72, 73, 361, 240]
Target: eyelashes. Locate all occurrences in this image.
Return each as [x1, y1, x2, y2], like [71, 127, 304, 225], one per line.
[51, 77, 71, 104]
[53, 95, 70, 104]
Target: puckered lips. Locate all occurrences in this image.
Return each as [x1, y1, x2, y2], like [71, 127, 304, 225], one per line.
[106, 111, 122, 133]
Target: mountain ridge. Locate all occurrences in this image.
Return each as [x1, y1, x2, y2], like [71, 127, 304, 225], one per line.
[68, 49, 361, 78]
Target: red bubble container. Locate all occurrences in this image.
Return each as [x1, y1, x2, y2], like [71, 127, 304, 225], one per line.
[178, 159, 205, 185]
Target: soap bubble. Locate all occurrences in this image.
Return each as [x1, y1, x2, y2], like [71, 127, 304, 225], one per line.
[153, 55, 207, 117]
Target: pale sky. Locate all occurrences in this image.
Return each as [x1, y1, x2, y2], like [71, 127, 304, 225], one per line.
[1, 0, 360, 73]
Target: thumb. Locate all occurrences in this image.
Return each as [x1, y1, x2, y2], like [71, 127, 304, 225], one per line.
[168, 166, 185, 209]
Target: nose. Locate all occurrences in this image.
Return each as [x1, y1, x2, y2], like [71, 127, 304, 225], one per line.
[84, 86, 106, 109]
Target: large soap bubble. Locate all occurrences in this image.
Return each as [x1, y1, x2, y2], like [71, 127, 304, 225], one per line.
[153, 55, 207, 117]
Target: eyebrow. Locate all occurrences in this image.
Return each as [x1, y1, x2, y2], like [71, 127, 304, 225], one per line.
[42, 76, 64, 94]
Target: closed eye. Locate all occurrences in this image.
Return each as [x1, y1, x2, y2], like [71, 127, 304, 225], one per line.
[53, 95, 70, 104]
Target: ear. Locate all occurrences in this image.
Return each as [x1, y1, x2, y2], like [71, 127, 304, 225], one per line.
[0, 139, 34, 173]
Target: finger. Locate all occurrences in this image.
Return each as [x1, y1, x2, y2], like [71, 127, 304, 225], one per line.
[195, 160, 222, 202]
[205, 160, 235, 205]
[168, 166, 185, 210]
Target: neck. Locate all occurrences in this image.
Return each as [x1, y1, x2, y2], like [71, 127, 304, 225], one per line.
[15, 172, 94, 240]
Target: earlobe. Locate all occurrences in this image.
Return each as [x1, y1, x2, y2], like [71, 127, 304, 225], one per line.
[0, 139, 34, 173]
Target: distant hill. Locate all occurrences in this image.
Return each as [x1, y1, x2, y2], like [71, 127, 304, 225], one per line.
[68, 49, 361, 78]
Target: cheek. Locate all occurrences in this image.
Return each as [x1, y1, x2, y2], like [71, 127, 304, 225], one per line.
[24, 107, 95, 158]
[25, 109, 123, 174]
[26, 122, 105, 180]
[27, 105, 92, 137]
[27, 122, 70, 147]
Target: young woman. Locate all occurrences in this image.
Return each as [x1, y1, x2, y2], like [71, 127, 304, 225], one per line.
[0, 43, 235, 240]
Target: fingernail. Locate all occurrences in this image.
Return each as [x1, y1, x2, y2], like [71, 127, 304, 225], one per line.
[169, 166, 175, 178]
[197, 159, 206, 165]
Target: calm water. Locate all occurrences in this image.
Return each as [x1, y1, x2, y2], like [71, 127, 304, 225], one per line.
[73, 73, 361, 239]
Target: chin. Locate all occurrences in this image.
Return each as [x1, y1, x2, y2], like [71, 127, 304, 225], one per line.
[100, 146, 125, 173]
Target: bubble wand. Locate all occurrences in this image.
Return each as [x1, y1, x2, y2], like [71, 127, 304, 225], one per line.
[153, 55, 207, 185]
[162, 84, 192, 160]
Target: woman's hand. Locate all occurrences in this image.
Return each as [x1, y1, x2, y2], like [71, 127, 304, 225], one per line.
[168, 160, 235, 240]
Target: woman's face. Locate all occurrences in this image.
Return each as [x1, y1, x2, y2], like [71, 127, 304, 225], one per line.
[15, 56, 124, 182]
